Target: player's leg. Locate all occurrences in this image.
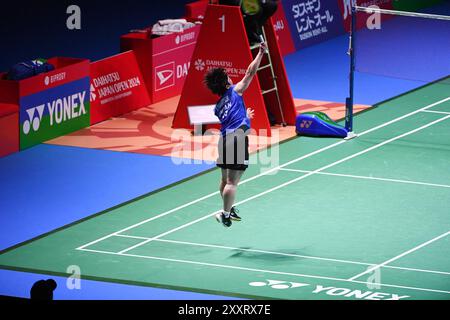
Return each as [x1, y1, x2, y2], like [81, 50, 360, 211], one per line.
[219, 168, 227, 199]
[222, 168, 244, 213]
[216, 168, 244, 227]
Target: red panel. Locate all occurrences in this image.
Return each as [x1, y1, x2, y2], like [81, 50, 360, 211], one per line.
[121, 35, 154, 104]
[89, 51, 151, 125]
[338, 0, 394, 32]
[185, 0, 209, 21]
[0, 79, 19, 104]
[121, 25, 201, 104]
[173, 4, 272, 135]
[0, 103, 19, 117]
[18, 58, 90, 97]
[0, 105, 19, 157]
[271, 2, 296, 56]
[151, 25, 201, 103]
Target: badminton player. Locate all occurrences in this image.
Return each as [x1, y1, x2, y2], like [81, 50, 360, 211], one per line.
[204, 41, 267, 227]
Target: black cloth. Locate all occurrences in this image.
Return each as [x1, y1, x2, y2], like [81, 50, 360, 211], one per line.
[216, 125, 250, 171]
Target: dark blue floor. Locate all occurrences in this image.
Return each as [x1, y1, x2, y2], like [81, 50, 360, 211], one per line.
[0, 144, 214, 252]
[0, 145, 235, 299]
[0, 269, 242, 300]
[284, 33, 427, 106]
[284, 1, 450, 105]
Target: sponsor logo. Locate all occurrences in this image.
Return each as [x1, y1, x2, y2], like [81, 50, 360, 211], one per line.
[90, 84, 97, 102]
[45, 72, 67, 86]
[175, 31, 196, 45]
[273, 19, 285, 32]
[248, 279, 410, 300]
[157, 69, 174, 86]
[22, 105, 45, 135]
[194, 59, 246, 76]
[155, 62, 175, 91]
[195, 59, 205, 71]
[299, 120, 313, 128]
[22, 91, 87, 135]
[249, 280, 309, 289]
[342, 0, 391, 20]
[342, 0, 354, 20]
[91, 72, 141, 104]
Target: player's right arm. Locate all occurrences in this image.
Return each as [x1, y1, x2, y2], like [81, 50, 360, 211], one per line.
[234, 42, 267, 96]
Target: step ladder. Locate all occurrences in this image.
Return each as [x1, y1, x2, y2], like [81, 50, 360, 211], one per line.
[250, 29, 287, 127]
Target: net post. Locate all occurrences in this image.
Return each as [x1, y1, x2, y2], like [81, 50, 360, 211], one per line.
[345, 3, 357, 136]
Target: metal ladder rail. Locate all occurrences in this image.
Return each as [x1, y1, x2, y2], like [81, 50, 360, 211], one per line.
[250, 30, 287, 127]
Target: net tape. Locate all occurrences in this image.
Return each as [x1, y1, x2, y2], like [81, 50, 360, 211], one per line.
[355, 6, 450, 21]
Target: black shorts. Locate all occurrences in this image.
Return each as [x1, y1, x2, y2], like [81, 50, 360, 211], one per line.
[217, 126, 250, 171]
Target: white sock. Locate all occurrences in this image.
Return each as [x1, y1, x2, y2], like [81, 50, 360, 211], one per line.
[223, 211, 230, 218]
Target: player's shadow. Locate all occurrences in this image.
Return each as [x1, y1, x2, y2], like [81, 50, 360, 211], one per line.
[228, 247, 311, 263]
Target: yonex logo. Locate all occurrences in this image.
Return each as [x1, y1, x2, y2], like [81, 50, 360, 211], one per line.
[195, 59, 205, 71]
[300, 120, 313, 128]
[22, 91, 87, 135]
[157, 69, 174, 86]
[248, 279, 410, 300]
[23, 105, 45, 135]
[249, 279, 309, 290]
[44, 76, 50, 86]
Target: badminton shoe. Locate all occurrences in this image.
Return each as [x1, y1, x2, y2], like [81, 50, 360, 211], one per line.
[230, 206, 242, 221]
[215, 212, 232, 227]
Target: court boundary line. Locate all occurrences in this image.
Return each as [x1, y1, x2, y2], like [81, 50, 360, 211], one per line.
[348, 231, 450, 281]
[279, 168, 450, 189]
[421, 110, 450, 115]
[78, 247, 450, 296]
[116, 113, 450, 255]
[77, 97, 450, 251]
[112, 234, 450, 276]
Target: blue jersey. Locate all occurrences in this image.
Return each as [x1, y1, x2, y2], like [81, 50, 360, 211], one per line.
[214, 85, 251, 136]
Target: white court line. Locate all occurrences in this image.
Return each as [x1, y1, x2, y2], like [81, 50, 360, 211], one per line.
[78, 247, 450, 295]
[279, 168, 450, 189]
[114, 234, 450, 276]
[348, 231, 450, 281]
[77, 96, 450, 251]
[421, 110, 450, 115]
[117, 114, 450, 255]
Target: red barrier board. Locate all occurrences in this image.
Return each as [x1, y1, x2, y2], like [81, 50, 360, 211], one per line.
[272, 2, 296, 56]
[121, 24, 201, 104]
[0, 57, 91, 150]
[186, 0, 208, 21]
[0, 103, 19, 157]
[90, 51, 150, 125]
[0, 57, 90, 104]
[338, 0, 394, 32]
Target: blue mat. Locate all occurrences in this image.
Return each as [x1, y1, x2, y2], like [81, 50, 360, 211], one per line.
[284, 1, 450, 105]
[0, 144, 214, 252]
[284, 34, 426, 106]
[0, 269, 241, 300]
